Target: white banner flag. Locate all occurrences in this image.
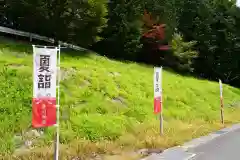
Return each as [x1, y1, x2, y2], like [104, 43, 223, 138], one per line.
[154, 67, 162, 98]
[154, 67, 162, 114]
[33, 46, 58, 98]
[219, 79, 223, 98]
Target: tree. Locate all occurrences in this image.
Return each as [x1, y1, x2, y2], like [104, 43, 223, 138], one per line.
[98, 0, 144, 60]
[67, 0, 108, 47]
[144, 0, 184, 41]
[178, 0, 240, 86]
[170, 33, 198, 72]
[3, 0, 108, 47]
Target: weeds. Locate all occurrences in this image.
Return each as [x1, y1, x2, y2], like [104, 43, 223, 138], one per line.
[0, 38, 240, 159]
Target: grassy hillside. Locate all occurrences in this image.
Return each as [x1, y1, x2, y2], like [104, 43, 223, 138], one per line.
[0, 37, 240, 159]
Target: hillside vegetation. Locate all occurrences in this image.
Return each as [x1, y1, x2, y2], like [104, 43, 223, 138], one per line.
[0, 37, 240, 160]
[2, 0, 240, 87]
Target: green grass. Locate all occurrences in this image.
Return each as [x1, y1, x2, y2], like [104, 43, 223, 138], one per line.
[0, 37, 240, 159]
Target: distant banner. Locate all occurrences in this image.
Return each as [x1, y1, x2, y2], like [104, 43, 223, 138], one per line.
[154, 67, 162, 114]
[219, 79, 223, 98]
[32, 46, 58, 128]
[219, 79, 224, 111]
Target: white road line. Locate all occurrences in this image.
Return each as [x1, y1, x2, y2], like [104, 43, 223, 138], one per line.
[185, 153, 196, 160]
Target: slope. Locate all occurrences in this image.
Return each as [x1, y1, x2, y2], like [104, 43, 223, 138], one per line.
[0, 37, 240, 159]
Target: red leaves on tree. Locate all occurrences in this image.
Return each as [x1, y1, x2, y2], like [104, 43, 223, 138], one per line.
[143, 24, 166, 40]
[142, 11, 169, 51]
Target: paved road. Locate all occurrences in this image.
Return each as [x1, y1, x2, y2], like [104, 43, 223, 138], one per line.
[190, 128, 240, 160]
[142, 125, 240, 160]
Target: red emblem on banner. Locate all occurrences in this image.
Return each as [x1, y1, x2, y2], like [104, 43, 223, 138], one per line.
[154, 96, 162, 114]
[32, 98, 56, 128]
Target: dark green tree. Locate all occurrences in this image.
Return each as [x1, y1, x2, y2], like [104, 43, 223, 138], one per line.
[99, 0, 145, 60]
[178, 0, 240, 86]
[3, 0, 108, 47]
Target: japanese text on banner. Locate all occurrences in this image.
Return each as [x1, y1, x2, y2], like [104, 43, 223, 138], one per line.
[33, 47, 57, 98]
[32, 46, 58, 128]
[154, 67, 162, 114]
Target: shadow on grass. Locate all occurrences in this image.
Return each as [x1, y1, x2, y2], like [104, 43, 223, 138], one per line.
[0, 35, 32, 53]
[0, 34, 92, 58]
[91, 41, 208, 82]
[60, 47, 91, 58]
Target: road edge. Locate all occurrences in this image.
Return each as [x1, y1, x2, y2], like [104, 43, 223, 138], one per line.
[141, 123, 240, 160]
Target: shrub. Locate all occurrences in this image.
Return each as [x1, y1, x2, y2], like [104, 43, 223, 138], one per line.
[170, 33, 198, 72]
[95, 0, 144, 60]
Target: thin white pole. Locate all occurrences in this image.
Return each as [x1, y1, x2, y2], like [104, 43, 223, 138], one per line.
[160, 113, 163, 135]
[219, 79, 224, 125]
[54, 45, 61, 160]
[160, 67, 163, 135]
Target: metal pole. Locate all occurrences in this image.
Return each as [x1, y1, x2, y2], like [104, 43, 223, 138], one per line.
[219, 79, 224, 125]
[160, 113, 163, 135]
[54, 45, 61, 160]
[160, 67, 163, 135]
[220, 97, 224, 125]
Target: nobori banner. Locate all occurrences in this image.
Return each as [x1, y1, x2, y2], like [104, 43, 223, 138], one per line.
[32, 46, 58, 128]
[154, 67, 162, 114]
[219, 79, 223, 98]
[33, 47, 57, 98]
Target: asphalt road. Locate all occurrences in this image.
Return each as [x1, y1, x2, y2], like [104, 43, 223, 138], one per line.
[190, 128, 240, 160]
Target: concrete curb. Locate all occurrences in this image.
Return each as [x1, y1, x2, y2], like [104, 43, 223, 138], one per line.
[182, 124, 240, 150]
[141, 124, 240, 160]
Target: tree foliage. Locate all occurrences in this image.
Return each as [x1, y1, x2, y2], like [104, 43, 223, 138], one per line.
[178, 0, 240, 86]
[2, 0, 108, 47]
[170, 33, 198, 72]
[97, 0, 144, 60]
[1, 0, 240, 86]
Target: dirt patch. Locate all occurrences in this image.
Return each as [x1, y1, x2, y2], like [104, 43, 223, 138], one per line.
[102, 151, 142, 160]
[111, 96, 127, 107]
[79, 79, 91, 88]
[116, 83, 121, 89]
[109, 72, 121, 77]
[13, 129, 44, 156]
[15, 53, 28, 58]
[61, 67, 77, 80]
[137, 148, 164, 157]
[227, 101, 240, 108]
[62, 84, 74, 97]
[6, 63, 26, 68]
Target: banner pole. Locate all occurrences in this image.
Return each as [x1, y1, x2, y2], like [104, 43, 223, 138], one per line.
[219, 79, 224, 125]
[220, 97, 224, 125]
[160, 113, 163, 135]
[160, 67, 163, 135]
[54, 45, 61, 160]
